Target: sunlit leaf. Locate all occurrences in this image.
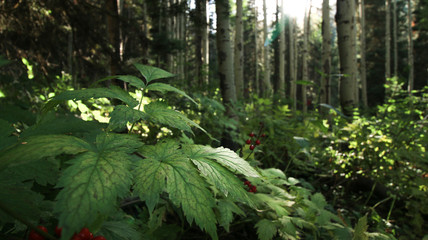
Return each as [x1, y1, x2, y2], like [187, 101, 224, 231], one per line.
[134, 63, 175, 83]
[146, 83, 197, 105]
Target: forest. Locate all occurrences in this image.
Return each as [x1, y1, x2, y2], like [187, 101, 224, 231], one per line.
[0, 0, 427, 239]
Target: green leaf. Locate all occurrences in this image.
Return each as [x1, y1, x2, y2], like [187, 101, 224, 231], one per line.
[98, 221, 142, 240]
[134, 63, 175, 83]
[255, 219, 278, 240]
[144, 102, 209, 137]
[320, 103, 349, 118]
[0, 177, 44, 224]
[133, 141, 218, 240]
[146, 83, 197, 105]
[116, 75, 146, 89]
[55, 133, 142, 240]
[0, 104, 36, 125]
[295, 80, 314, 86]
[4, 158, 59, 186]
[184, 145, 252, 203]
[352, 215, 368, 240]
[21, 114, 105, 138]
[0, 119, 17, 151]
[217, 199, 245, 232]
[182, 145, 259, 178]
[0, 135, 89, 172]
[108, 105, 147, 130]
[44, 87, 138, 112]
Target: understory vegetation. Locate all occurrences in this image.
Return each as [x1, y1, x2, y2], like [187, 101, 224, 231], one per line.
[0, 61, 427, 240]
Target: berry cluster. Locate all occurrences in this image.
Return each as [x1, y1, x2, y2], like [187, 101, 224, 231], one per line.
[244, 180, 257, 193]
[245, 132, 266, 151]
[28, 226, 106, 240]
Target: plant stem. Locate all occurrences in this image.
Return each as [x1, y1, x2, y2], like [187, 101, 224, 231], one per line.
[128, 89, 145, 134]
[0, 201, 57, 240]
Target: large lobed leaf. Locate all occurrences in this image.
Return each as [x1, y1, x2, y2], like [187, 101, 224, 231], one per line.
[146, 83, 197, 105]
[0, 135, 89, 172]
[55, 133, 142, 240]
[183, 145, 260, 178]
[44, 87, 138, 112]
[108, 105, 147, 130]
[134, 63, 175, 83]
[183, 144, 252, 204]
[133, 141, 218, 240]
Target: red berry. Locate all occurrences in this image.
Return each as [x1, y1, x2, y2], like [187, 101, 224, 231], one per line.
[92, 236, 107, 240]
[251, 185, 257, 192]
[244, 180, 251, 186]
[55, 226, 62, 237]
[249, 132, 255, 137]
[78, 227, 92, 240]
[255, 139, 261, 145]
[29, 225, 48, 240]
[261, 133, 266, 138]
[71, 235, 84, 240]
[249, 145, 255, 150]
[245, 139, 251, 144]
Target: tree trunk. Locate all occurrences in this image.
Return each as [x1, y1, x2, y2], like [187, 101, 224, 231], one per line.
[216, 0, 237, 150]
[216, 0, 237, 112]
[393, 0, 398, 77]
[106, 0, 121, 76]
[278, 0, 286, 99]
[320, 0, 331, 110]
[195, 0, 208, 87]
[336, 0, 357, 116]
[360, 0, 368, 107]
[289, 17, 297, 111]
[262, 0, 273, 97]
[386, 0, 391, 79]
[302, 1, 312, 113]
[254, 6, 260, 95]
[234, 0, 244, 99]
[202, 0, 209, 86]
[407, 0, 414, 93]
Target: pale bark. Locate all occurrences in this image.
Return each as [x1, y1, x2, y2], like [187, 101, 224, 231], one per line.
[321, 0, 331, 110]
[302, 1, 312, 113]
[360, 0, 368, 107]
[216, 0, 237, 114]
[336, 0, 357, 116]
[386, 0, 391, 79]
[202, 0, 209, 85]
[234, 0, 244, 99]
[289, 17, 296, 110]
[262, 0, 273, 97]
[407, 0, 414, 93]
[278, 0, 286, 99]
[254, 6, 260, 95]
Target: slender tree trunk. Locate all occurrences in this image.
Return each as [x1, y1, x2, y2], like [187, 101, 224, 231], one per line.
[336, 0, 357, 116]
[407, 0, 414, 93]
[302, 1, 312, 113]
[321, 0, 331, 110]
[254, 6, 260, 95]
[106, 0, 121, 76]
[393, 0, 398, 77]
[289, 17, 296, 110]
[195, 0, 207, 87]
[234, 0, 244, 99]
[262, 0, 273, 97]
[360, 0, 368, 107]
[278, 0, 286, 99]
[386, 0, 391, 79]
[202, 0, 209, 85]
[216, 0, 237, 112]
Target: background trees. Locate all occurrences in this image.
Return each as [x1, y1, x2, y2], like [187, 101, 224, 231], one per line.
[1, 0, 428, 239]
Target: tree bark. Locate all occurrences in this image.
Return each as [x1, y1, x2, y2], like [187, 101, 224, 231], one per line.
[386, 0, 391, 79]
[216, 0, 237, 113]
[278, 0, 286, 99]
[407, 0, 414, 93]
[234, 0, 244, 99]
[195, 0, 208, 87]
[321, 0, 331, 111]
[302, 1, 312, 113]
[393, 0, 398, 77]
[262, 0, 273, 97]
[254, 5, 260, 95]
[106, 0, 121, 76]
[289, 17, 297, 111]
[360, 0, 368, 107]
[336, 0, 357, 116]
